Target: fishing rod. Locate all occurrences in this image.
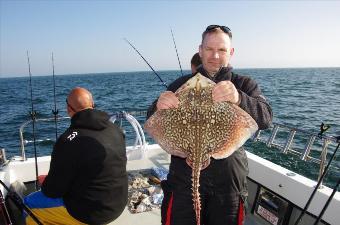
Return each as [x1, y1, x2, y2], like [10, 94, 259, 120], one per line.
[0, 187, 11, 224]
[26, 51, 39, 191]
[51, 52, 59, 141]
[124, 38, 168, 88]
[313, 177, 340, 225]
[0, 180, 43, 225]
[170, 27, 184, 76]
[294, 124, 339, 225]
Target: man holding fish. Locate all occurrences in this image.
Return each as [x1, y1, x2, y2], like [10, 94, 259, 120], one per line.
[146, 25, 273, 225]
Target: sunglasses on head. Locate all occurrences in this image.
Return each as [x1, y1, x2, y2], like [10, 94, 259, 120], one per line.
[66, 99, 95, 112]
[66, 99, 77, 112]
[205, 25, 232, 38]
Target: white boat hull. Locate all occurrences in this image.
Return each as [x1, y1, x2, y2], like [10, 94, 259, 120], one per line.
[1, 144, 339, 225]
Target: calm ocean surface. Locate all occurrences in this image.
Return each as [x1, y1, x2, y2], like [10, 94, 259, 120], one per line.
[0, 68, 339, 188]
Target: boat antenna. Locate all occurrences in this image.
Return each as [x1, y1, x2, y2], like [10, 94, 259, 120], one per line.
[170, 27, 183, 76]
[51, 52, 59, 140]
[294, 124, 339, 225]
[26, 51, 39, 191]
[0, 180, 43, 224]
[124, 38, 168, 88]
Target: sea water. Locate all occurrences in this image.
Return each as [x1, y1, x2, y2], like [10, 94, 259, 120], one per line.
[0, 68, 339, 188]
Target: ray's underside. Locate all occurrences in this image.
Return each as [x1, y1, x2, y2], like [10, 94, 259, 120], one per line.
[145, 73, 258, 225]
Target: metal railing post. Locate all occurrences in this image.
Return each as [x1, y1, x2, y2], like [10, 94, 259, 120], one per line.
[282, 130, 296, 154]
[301, 135, 316, 161]
[267, 125, 279, 147]
[252, 130, 261, 141]
[317, 139, 331, 186]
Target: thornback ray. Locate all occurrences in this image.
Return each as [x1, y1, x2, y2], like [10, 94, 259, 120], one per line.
[144, 73, 258, 225]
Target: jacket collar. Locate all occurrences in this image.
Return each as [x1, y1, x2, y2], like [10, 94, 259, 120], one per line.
[71, 108, 110, 130]
[197, 66, 233, 82]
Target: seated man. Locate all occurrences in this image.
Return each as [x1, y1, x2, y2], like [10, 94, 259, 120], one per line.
[24, 87, 128, 225]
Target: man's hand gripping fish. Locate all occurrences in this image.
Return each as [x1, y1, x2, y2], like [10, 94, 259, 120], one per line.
[145, 73, 258, 225]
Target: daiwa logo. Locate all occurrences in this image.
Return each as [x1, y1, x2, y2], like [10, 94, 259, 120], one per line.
[67, 131, 78, 141]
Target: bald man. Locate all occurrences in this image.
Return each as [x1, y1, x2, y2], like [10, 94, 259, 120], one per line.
[24, 87, 128, 225]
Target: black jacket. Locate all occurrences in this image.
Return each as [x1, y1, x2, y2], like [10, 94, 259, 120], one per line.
[42, 109, 128, 224]
[147, 67, 273, 197]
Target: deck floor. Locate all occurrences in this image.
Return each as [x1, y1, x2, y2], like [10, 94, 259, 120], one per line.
[8, 147, 268, 225]
[111, 207, 264, 225]
[114, 148, 264, 224]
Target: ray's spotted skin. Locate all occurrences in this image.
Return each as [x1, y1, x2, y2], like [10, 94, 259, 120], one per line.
[145, 73, 258, 225]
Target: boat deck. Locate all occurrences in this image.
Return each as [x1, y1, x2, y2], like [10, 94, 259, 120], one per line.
[2, 144, 337, 225]
[111, 145, 262, 225]
[111, 207, 262, 225]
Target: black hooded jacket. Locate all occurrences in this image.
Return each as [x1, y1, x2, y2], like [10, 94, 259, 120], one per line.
[42, 109, 128, 224]
[147, 67, 272, 197]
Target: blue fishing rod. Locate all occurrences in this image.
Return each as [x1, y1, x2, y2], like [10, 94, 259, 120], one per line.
[26, 51, 39, 191]
[51, 52, 59, 140]
[124, 38, 168, 88]
[170, 27, 184, 76]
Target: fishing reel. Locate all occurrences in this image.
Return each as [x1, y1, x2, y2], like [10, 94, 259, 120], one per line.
[318, 122, 330, 137]
[318, 122, 340, 143]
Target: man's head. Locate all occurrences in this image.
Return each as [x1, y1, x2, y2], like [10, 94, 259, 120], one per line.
[66, 87, 94, 117]
[199, 25, 234, 76]
[191, 52, 202, 74]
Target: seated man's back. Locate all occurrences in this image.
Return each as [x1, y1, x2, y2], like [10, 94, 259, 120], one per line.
[25, 87, 128, 225]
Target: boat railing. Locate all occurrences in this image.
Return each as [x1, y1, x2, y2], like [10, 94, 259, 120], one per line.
[18, 111, 149, 161]
[109, 111, 148, 160]
[18, 113, 339, 185]
[18, 116, 70, 161]
[252, 122, 339, 184]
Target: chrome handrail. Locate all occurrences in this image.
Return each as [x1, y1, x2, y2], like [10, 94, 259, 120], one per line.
[19, 116, 70, 161]
[252, 122, 339, 185]
[18, 113, 339, 185]
[18, 111, 148, 161]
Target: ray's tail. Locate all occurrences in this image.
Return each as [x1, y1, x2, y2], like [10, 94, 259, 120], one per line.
[191, 160, 202, 225]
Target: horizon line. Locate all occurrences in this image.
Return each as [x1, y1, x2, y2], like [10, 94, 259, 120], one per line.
[1, 66, 340, 78]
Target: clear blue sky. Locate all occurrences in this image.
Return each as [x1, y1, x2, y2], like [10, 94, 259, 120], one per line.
[1, 1, 339, 77]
